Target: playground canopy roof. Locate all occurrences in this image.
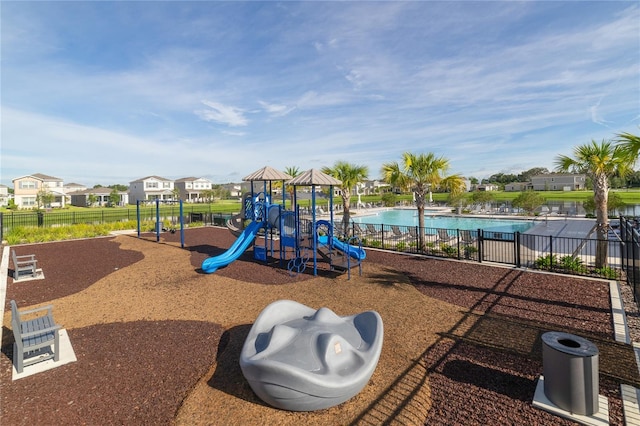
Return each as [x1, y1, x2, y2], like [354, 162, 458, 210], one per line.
[243, 166, 292, 182]
[287, 168, 342, 186]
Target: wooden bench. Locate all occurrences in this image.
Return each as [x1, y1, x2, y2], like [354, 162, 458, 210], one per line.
[10, 300, 61, 373]
[11, 250, 39, 280]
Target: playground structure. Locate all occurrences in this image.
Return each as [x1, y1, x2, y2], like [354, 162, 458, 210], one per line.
[136, 199, 185, 248]
[201, 166, 365, 278]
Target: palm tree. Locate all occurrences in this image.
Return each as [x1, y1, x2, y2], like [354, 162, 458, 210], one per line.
[284, 166, 300, 208]
[381, 152, 465, 250]
[321, 161, 369, 236]
[616, 131, 640, 165]
[554, 139, 633, 268]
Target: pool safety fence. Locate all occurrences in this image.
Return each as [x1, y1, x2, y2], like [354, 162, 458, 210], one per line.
[0, 207, 232, 239]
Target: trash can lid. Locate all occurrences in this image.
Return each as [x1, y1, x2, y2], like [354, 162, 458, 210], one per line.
[541, 331, 598, 356]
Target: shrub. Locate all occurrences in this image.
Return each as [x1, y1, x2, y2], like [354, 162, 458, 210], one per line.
[558, 256, 587, 274]
[534, 254, 558, 270]
[441, 244, 458, 257]
[594, 266, 619, 280]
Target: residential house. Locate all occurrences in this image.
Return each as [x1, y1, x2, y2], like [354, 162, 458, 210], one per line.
[12, 173, 66, 209]
[530, 174, 586, 191]
[70, 187, 129, 207]
[504, 182, 530, 192]
[128, 176, 175, 204]
[64, 182, 87, 194]
[476, 184, 499, 191]
[222, 183, 249, 198]
[174, 177, 213, 202]
[0, 184, 9, 207]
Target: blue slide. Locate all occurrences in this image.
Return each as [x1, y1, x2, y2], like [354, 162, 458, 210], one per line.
[318, 235, 367, 260]
[202, 220, 265, 273]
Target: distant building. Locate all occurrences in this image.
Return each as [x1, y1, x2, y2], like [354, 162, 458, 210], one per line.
[70, 187, 128, 207]
[174, 177, 213, 202]
[222, 183, 249, 198]
[530, 174, 586, 191]
[504, 182, 530, 192]
[12, 173, 66, 209]
[476, 184, 499, 191]
[64, 182, 87, 194]
[128, 176, 175, 204]
[0, 184, 9, 207]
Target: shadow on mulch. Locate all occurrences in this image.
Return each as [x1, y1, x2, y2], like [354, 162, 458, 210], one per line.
[207, 324, 267, 406]
[7, 237, 144, 306]
[0, 320, 224, 425]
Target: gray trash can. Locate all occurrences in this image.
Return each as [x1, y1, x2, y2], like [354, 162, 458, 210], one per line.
[541, 331, 599, 415]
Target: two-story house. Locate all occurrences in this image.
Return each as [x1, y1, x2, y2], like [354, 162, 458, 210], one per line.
[0, 185, 9, 207]
[530, 174, 586, 191]
[128, 176, 175, 204]
[64, 182, 87, 194]
[174, 177, 213, 202]
[12, 173, 66, 209]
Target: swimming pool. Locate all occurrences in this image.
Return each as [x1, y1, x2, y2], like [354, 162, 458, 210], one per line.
[352, 209, 535, 233]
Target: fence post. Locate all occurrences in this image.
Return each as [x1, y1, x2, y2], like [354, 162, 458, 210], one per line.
[0, 212, 3, 242]
[478, 229, 483, 263]
[549, 235, 554, 270]
[515, 232, 521, 268]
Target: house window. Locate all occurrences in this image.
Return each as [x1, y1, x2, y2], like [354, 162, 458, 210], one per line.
[146, 182, 158, 189]
[23, 197, 36, 206]
[19, 180, 37, 189]
[163, 182, 171, 188]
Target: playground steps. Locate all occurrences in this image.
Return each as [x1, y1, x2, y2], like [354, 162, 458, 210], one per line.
[316, 246, 359, 272]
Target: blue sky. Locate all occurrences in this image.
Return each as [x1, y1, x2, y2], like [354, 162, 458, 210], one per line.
[2, 1, 639, 188]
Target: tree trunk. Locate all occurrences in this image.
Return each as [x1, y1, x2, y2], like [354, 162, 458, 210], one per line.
[593, 173, 609, 268]
[342, 192, 351, 237]
[415, 190, 426, 250]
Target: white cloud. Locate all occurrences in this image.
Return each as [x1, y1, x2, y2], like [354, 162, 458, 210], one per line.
[195, 101, 248, 127]
[258, 101, 296, 117]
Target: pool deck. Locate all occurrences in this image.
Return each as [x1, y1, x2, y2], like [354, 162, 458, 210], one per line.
[524, 216, 596, 238]
[345, 207, 598, 239]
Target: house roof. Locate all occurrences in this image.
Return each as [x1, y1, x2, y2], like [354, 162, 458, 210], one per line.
[13, 173, 63, 182]
[287, 168, 342, 186]
[32, 173, 63, 181]
[129, 175, 172, 183]
[532, 173, 585, 178]
[243, 166, 293, 182]
[174, 177, 212, 183]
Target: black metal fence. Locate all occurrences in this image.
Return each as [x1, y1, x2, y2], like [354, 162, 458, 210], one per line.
[0, 206, 232, 240]
[3, 208, 638, 308]
[345, 219, 629, 282]
[620, 217, 640, 308]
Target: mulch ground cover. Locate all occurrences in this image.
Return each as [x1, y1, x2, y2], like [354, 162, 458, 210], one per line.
[1, 226, 637, 425]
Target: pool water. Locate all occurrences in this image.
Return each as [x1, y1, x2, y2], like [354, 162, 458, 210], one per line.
[352, 209, 535, 233]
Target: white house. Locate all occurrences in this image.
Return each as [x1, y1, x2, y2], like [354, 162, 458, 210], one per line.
[64, 182, 87, 194]
[0, 184, 9, 207]
[128, 176, 175, 204]
[174, 177, 213, 202]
